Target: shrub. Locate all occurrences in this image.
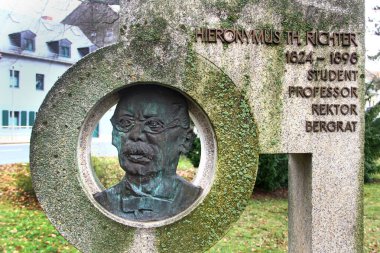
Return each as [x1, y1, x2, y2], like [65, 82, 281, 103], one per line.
[255, 103, 380, 187]
[255, 154, 288, 192]
[15, 165, 35, 196]
[187, 137, 201, 168]
[364, 102, 380, 182]
[91, 156, 124, 188]
[186, 136, 289, 191]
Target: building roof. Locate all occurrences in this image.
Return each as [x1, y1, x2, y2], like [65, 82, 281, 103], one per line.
[61, 2, 119, 47]
[0, 9, 94, 64]
[88, 0, 120, 4]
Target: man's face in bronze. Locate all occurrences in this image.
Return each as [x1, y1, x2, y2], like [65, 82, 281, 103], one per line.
[111, 86, 189, 177]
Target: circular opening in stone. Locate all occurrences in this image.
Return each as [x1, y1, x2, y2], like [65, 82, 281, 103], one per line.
[78, 83, 217, 228]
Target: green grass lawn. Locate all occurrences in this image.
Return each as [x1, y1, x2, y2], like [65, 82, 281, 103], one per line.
[0, 202, 76, 253]
[364, 173, 380, 253]
[0, 198, 288, 253]
[208, 198, 288, 253]
[0, 161, 379, 252]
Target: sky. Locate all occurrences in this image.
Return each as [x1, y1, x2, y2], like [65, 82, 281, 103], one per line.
[0, 0, 379, 73]
[0, 0, 81, 21]
[365, 0, 380, 73]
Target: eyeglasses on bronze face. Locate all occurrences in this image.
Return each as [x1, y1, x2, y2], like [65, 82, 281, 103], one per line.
[111, 116, 181, 134]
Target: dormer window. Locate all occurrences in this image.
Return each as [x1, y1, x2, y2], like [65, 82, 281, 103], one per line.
[9, 30, 36, 51]
[60, 46, 70, 57]
[47, 39, 72, 58]
[24, 38, 34, 51]
[77, 45, 97, 57]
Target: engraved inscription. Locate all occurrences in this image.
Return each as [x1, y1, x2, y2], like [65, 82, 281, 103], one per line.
[194, 28, 360, 133]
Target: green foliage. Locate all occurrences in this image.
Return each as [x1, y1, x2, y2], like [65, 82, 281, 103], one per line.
[252, 102, 380, 188]
[255, 154, 288, 191]
[0, 202, 77, 252]
[1, 174, 379, 252]
[15, 165, 35, 196]
[13, 158, 124, 196]
[91, 156, 124, 189]
[186, 139, 289, 191]
[177, 155, 197, 182]
[364, 173, 380, 252]
[364, 102, 380, 182]
[177, 155, 195, 171]
[187, 137, 201, 168]
[91, 156, 197, 186]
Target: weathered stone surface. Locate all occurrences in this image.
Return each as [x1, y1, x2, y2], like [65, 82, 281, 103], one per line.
[118, 0, 364, 252]
[31, 41, 259, 252]
[31, 0, 364, 252]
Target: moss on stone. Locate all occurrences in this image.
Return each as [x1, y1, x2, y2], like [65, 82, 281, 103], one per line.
[258, 44, 285, 151]
[120, 24, 127, 37]
[202, 0, 251, 28]
[32, 0, 365, 251]
[32, 39, 259, 253]
[131, 17, 169, 44]
[31, 43, 137, 253]
[128, 16, 172, 78]
[157, 45, 258, 253]
[155, 45, 259, 253]
[265, 0, 359, 32]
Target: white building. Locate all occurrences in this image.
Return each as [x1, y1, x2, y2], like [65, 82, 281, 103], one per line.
[0, 10, 96, 143]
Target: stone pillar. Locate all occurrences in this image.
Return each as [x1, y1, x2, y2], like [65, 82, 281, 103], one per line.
[289, 149, 362, 253]
[288, 154, 312, 252]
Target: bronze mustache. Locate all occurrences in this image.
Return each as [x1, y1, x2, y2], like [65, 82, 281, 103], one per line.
[122, 142, 156, 160]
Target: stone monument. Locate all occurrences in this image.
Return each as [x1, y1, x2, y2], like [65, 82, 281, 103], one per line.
[31, 0, 364, 252]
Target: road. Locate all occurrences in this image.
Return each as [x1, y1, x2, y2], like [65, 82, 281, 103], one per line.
[0, 144, 29, 165]
[0, 142, 117, 165]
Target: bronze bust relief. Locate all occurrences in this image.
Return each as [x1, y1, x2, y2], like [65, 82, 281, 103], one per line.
[94, 85, 202, 221]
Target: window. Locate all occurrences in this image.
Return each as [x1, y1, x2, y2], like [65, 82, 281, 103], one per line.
[47, 39, 72, 58]
[2, 110, 36, 127]
[92, 124, 100, 138]
[10, 111, 20, 126]
[20, 111, 27, 126]
[9, 30, 36, 51]
[23, 38, 35, 51]
[2, 110, 9, 127]
[10, 70, 20, 88]
[78, 47, 90, 57]
[59, 46, 70, 57]
[36, 74, 44, 90]
[29, 111, 35, 126]
[78, 45, 96, 57]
